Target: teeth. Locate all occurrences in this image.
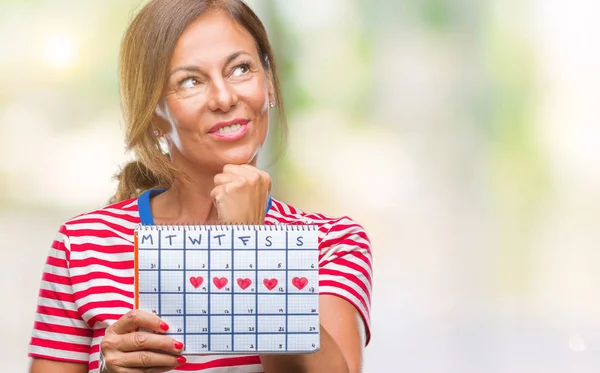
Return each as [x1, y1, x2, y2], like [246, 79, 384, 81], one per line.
[217, 123, 242, 134]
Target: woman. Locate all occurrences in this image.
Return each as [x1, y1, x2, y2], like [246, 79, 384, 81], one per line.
[28, 1, 372, 372]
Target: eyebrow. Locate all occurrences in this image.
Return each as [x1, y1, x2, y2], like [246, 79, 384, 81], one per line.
[168, 51, 251, 77]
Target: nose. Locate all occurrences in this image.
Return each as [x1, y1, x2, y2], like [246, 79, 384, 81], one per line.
[207, 79, 238, 113]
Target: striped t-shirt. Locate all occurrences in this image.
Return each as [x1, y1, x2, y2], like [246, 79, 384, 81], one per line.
[29, 190, 373, 372]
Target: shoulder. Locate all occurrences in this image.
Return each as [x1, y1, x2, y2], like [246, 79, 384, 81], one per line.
[266, 197, 368, 231]
[266, 198, 371, 255]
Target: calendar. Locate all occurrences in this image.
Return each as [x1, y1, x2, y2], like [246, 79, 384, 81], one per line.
[133, 225, 320, 354]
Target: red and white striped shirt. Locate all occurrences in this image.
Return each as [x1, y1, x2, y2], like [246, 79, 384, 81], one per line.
[29, 192, 373, 372]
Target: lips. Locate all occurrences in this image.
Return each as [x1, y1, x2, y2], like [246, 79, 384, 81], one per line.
[207, 118, 250, 141]
[215, 123, 243, 134]
[208, 118, 249, 134]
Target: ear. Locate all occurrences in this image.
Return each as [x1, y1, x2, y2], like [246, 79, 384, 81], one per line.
[267, 76, 275, 103]
[153, 99, 171, 133]
[263, 62, 275, 103]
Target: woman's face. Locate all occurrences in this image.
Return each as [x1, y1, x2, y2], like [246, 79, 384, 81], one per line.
[155, 10, 273, 175]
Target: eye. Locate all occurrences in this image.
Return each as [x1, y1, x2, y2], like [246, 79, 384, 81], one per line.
[231, 63, 250, 77]
[179, 77, 200, 89]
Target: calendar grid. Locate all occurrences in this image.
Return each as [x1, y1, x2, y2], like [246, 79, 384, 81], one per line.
[254, 230, 258, 351]
[175, 332, 319, 336]
[182, 230, 187, 350]
[159, 312, 316, 317]
[207, 229, 211, 351]
[140, 269, 319, 272]
[230, 228, 234, 352]
[139, 290, 317, 293]
[158, 233, 161, 316]
[135, 226, 320, 354]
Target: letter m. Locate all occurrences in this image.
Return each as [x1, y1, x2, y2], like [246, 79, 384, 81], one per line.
[141, 234, 153, 245]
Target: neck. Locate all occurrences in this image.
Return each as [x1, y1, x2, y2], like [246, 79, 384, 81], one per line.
[151, 168, 219, 225]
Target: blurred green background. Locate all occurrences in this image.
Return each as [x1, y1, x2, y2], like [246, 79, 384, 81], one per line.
[1, 0, 600, 372]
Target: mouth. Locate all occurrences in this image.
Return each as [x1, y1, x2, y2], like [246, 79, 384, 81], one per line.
[214, 123, 243, 134]
[208, 119, 250, 141]
[209, 118, 249, 133]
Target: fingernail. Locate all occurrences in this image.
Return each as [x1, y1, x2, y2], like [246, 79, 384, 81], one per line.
[174, 340, 184, 350]
[177, 356, 187, 364]
[159, 321, 169, 331]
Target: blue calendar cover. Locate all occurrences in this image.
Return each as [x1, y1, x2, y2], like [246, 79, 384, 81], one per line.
[133, 225, 320, 354]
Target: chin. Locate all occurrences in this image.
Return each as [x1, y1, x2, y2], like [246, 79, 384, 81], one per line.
[218, 146, 262, 166]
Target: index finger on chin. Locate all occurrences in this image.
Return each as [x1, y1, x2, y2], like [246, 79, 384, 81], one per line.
[109, 309, 170, 335]
[239, 165, 270, 182]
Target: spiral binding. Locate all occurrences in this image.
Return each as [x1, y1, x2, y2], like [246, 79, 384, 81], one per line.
[135, 224, 317, 231]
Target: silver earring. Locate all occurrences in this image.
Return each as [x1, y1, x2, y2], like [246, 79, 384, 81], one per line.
[269, 101, 275, 108]
[153, 129, 160, 137]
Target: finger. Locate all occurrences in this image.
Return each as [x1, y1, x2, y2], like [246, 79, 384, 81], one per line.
[222, 163, 245, 174]
[223, 164, 258, 179]
[116, 350, 185, 369]
[240, 164, 271, 187]
[239, 164, 262, 174]
[109, 310, 169, 335]
[210, 184, 225, 204]
[213, 171, 237, 186]
[117, 331, 184, 354]
[222, 165, 271, 189]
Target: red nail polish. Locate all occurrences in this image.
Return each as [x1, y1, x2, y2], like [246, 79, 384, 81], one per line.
[174, 341, 184, 349]
[177, 356, 187, 364]
[159, 322, 169, 331]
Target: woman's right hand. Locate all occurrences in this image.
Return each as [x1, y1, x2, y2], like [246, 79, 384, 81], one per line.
[100, 310, 186, 373]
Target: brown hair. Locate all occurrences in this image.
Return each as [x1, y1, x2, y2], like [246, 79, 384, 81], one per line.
[110, 0, 286, 203]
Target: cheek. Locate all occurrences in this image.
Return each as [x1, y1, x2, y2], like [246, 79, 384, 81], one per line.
[167, 96, 204, 131]
[162, 97, 205, 151]
[238, 79, 269, 115]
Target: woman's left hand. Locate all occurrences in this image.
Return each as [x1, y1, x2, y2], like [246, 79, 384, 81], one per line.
[211, 164, 271, 224]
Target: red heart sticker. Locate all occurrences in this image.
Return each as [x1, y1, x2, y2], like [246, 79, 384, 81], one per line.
[292, 277, 308, 290]
[237, 278, 252, 290]
[189, 276, 203, 288]
[213, 277, 228, 290]
[263, 278, 278, 291]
